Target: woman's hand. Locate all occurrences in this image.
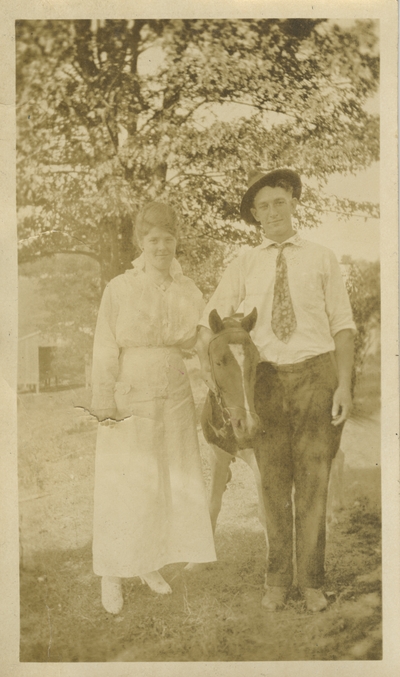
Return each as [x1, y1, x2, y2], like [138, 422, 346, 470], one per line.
[178, 335, 197, 350]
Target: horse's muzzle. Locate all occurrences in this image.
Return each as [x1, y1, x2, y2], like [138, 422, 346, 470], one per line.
[229, 408, 260, 445]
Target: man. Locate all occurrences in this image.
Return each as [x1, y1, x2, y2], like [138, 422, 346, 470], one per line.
[197, 168, 356, 612]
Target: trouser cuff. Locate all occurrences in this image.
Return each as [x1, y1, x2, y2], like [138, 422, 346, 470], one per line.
[266, 574, 293, 587]
[297, 577, 325, 589]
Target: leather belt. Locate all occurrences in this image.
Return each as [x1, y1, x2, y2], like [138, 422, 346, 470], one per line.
[260, 352, 332, 373]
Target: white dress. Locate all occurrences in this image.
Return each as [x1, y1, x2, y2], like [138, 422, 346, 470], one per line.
[91, 255, 216, 577]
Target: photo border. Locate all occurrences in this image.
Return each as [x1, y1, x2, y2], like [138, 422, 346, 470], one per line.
[1, 2, 398, 675]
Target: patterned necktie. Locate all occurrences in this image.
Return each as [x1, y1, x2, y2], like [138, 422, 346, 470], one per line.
[271, 243, 297, 343]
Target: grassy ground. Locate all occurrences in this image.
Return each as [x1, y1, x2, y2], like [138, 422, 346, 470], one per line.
[18, 353, 381, 662]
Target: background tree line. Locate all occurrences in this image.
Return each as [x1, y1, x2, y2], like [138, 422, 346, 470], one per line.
[16, 19, 380, 384]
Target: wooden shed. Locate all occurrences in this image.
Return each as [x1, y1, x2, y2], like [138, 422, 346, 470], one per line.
[18, 331, 58, 392]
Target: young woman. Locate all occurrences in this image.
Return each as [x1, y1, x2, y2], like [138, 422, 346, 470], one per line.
[91, 202, 216, 614]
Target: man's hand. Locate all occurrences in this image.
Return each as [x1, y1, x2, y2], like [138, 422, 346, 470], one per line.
[201, 367, 217, 393]
[331, 385, 352, 426]
[332, 329, 354, 426]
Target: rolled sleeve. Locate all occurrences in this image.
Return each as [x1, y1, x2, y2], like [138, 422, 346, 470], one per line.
[324, 251, 357, 338]
[177, 284, 206, 348]
[199, 256, 246, 328]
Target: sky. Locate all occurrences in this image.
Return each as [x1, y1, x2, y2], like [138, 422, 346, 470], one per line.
[304, 90, 379, 263]
[138, 26, 380, 263]
[304, 162, 380, 262]
[195, 93, 380, 263]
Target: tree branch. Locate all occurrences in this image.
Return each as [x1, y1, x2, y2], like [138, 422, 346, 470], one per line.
[305, 205, 380, 220]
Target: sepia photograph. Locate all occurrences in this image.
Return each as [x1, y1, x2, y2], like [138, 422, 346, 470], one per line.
[0, 1, 399, 675]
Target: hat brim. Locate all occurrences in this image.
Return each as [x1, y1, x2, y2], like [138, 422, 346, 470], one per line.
[240, 169, 302, 225]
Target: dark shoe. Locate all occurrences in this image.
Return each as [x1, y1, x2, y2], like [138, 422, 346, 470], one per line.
[262, 585, 288, 611]
[304, 588, 327, 612]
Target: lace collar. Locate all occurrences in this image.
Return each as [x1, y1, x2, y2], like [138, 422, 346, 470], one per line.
[131, 253, 184, 281]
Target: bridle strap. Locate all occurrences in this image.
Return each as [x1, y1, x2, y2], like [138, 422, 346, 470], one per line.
[208, 327, 251, 348]
[208, 329, 259, 421]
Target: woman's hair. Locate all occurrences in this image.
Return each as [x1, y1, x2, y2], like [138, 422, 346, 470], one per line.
[135, 202, 179, 244]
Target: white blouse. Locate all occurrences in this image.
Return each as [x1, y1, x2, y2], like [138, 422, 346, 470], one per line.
[91, 255, 204, 411]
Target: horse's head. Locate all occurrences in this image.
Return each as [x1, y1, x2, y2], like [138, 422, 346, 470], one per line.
[208, 307, 260, 447]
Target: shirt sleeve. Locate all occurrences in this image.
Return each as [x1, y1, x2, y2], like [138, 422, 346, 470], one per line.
[91, 282, 120, 411]
[196, 288, 207, 324]
[190, 281, 206, 323]
[176, 280, 206, 348]
[324, 250, 357, 337]
[199, 255, 246, 328]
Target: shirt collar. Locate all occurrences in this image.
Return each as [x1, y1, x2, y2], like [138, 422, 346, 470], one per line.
[131, 253, 183, 281]
[259, 232, 302, 249]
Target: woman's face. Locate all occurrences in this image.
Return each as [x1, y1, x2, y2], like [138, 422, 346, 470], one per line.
[140, 226, 177, 272]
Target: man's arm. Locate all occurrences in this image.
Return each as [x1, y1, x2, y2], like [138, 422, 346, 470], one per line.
[196, 255, 246, 391]
[331, 328, 354, 426]
[196, 326, 216, 392]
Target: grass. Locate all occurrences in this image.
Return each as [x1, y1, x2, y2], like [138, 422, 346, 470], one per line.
[352, 350, 381, 419]
[19, 354, 382, 662]
[19, 469, 382, 662]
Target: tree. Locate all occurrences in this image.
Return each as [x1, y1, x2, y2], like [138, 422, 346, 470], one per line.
[344, 258, 380, 382]
[17, 19, 379, 293]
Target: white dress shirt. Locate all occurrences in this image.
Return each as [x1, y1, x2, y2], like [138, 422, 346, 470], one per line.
[199, 233, 356, 365]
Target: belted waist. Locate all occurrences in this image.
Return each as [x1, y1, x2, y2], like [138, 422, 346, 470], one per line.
[121, 345, 180, 354]
[260, 352, 333, 373]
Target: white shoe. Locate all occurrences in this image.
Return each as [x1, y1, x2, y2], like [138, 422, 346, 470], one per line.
[184, 562, 208, 572]
[140, 571, 172, 595]
[101, 576, 123, 614]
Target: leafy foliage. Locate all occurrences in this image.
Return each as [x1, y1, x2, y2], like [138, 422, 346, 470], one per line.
[17, 19, 379, 291]
[343, 258, 380, 380]
[17, 20, 380, 383]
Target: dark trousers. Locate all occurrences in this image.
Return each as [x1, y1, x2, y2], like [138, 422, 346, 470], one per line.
[253, 353, 344, 589]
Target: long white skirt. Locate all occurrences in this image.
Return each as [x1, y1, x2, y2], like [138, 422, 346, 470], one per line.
[92, 346, 216, 577]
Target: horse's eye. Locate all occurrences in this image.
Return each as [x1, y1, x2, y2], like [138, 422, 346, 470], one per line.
[215, 357, 227, 367]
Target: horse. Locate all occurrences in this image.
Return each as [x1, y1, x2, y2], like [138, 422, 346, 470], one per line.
[200, 308, 267, 536]
[197, 307, 344, 562]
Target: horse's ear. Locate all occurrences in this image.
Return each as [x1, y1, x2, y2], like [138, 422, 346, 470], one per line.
[209, 309, 225, 334]
[241, 307, 257, 333]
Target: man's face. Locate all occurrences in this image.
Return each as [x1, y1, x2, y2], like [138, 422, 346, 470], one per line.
[250, 185, 297, 243]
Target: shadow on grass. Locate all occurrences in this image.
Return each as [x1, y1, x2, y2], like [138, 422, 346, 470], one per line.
[20, 467, 381, 663]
